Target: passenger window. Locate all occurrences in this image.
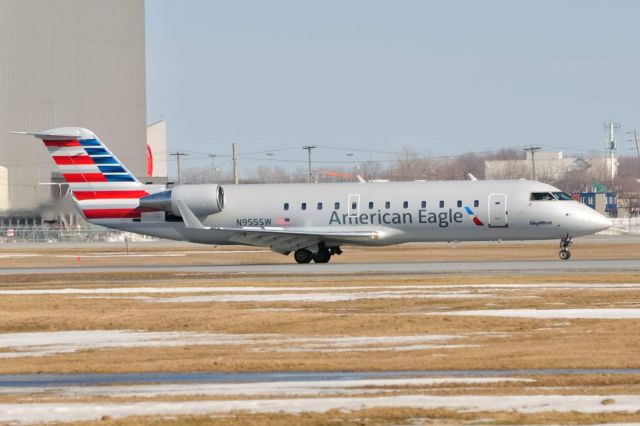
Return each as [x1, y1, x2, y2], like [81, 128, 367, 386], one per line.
[439, 201, 444, 208]
[385, 201, 391, 209]
[369, 201, 374, 209]
[284, 203, 289, 211]
[421, 201, 426, 208]
[474, 200, 479, 208]
[530, 192, 555, 201]
[334, 202, 340, 210]
[457, 200, 462, 208]
[403, 201, 409, 209]
[301, 202, 307, 210]
[317, 202, 323, 210]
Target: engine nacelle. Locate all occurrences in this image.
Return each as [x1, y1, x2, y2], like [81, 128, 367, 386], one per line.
[139, 184, 224, 217]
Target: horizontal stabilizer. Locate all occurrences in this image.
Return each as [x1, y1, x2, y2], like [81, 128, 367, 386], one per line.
[10, 128, 90, 140]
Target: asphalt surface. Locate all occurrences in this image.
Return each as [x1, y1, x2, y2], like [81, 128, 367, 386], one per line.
[1, 258, 639, 275]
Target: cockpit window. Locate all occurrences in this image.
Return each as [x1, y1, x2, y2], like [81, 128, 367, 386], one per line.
[530, 192, 555, 201]
[553, 192, 573, 201]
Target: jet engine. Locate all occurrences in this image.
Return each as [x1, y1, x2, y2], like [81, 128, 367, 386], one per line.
[139, 184, 224, 217]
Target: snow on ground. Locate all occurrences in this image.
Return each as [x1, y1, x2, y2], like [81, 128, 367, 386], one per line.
[1, 394, 639, 424]
[0, 286, 481, 295]
[0, 331, 471, 358]
[136, 291, 491, 303]
[0, 377, 532, 397]
[436, 308, 640, 319]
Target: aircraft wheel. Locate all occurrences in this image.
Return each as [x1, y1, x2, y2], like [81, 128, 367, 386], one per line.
[294, 249, 313, 264]
[559, 249, 571, 260]
[313, 248, 331, 263]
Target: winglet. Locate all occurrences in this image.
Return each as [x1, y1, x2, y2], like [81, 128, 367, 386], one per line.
[175, 200, 211, 230]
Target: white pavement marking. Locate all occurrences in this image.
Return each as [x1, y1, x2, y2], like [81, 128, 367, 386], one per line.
[3, 282, 640, 296]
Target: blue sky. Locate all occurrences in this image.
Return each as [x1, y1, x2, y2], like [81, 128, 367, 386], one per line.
[146, 0, 640, 175]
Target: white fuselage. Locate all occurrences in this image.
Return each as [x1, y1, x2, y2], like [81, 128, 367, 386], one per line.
[113, 180, 611, 249]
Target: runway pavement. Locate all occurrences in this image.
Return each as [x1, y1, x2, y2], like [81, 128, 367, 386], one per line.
[1, 258, 639, 275]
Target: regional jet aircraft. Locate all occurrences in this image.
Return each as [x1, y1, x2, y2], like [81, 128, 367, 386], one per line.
[18, 128, 611, 263]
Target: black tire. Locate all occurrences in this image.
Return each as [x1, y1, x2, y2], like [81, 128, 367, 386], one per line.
[313, 248, 331, 263]
[294, 249, 313, 264]
[559, 249, 571, 260]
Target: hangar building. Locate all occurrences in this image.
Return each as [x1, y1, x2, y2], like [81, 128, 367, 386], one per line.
[0, 0, 147, 211]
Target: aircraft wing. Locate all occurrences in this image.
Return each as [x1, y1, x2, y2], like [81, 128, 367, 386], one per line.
[174, 200, 380, 253]
[213, 226, 380, 254]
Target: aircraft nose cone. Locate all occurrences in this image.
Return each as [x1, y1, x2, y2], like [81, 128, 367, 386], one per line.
[585, 210, 612, 233]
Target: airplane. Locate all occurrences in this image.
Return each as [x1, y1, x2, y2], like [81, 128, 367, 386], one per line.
[16, 127, 612, 263]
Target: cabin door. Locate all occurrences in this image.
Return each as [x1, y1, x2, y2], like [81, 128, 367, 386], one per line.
[488, 193, 508, 228]
[347, 194, 360, 217]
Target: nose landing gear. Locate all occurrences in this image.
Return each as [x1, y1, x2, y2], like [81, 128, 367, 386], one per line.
[559, 236, 572, 260]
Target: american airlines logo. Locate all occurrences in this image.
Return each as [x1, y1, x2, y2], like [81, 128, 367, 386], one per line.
[329, 206, 484, 228]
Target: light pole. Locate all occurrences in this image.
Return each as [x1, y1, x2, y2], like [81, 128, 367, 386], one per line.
[266, 152, 274, 183]
[209, 154, 217, 183]
[346, 153, 355, 178]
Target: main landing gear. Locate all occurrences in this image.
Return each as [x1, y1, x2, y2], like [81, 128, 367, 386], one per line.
[294, 244, 341, 264]
[559, 236, 572, 260]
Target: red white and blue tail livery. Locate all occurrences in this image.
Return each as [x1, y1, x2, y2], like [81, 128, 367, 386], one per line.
[15, 128, 149, 222]
[17, 127, 611, 263]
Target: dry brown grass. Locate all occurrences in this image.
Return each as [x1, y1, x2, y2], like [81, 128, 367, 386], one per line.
[1, 266, 640, 373]
[2, 242, 640, 424]
[59, 407, 640, 426]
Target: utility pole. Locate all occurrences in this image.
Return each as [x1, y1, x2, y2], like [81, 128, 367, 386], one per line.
[232, 143, 239, 184]
[604, 121, 619, 182]
[302, 145, 317, 183]
[208, 154, 217, 183]
[633, 130, 640, 163]
[170, 152, 189, 183]
[523, 146, 541, 181]
[265, 152, 274, 183]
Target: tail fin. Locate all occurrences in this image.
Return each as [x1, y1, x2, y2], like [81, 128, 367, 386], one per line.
[15, 127, 149, 222]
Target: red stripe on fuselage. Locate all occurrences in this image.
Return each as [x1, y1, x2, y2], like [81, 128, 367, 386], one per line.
[82, 207, 153, 219]
[73, 190, 149, 200]
[62, 173, 107, 183]
[53, 155, 95, 165]
[43, 140, 81, 147]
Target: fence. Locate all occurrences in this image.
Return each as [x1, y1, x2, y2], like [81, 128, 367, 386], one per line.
[0, 226, 157, 243]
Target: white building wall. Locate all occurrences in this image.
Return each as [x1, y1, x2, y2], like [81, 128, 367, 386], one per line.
[0, 0, 146, 209]
[147, 120, 168, 178]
